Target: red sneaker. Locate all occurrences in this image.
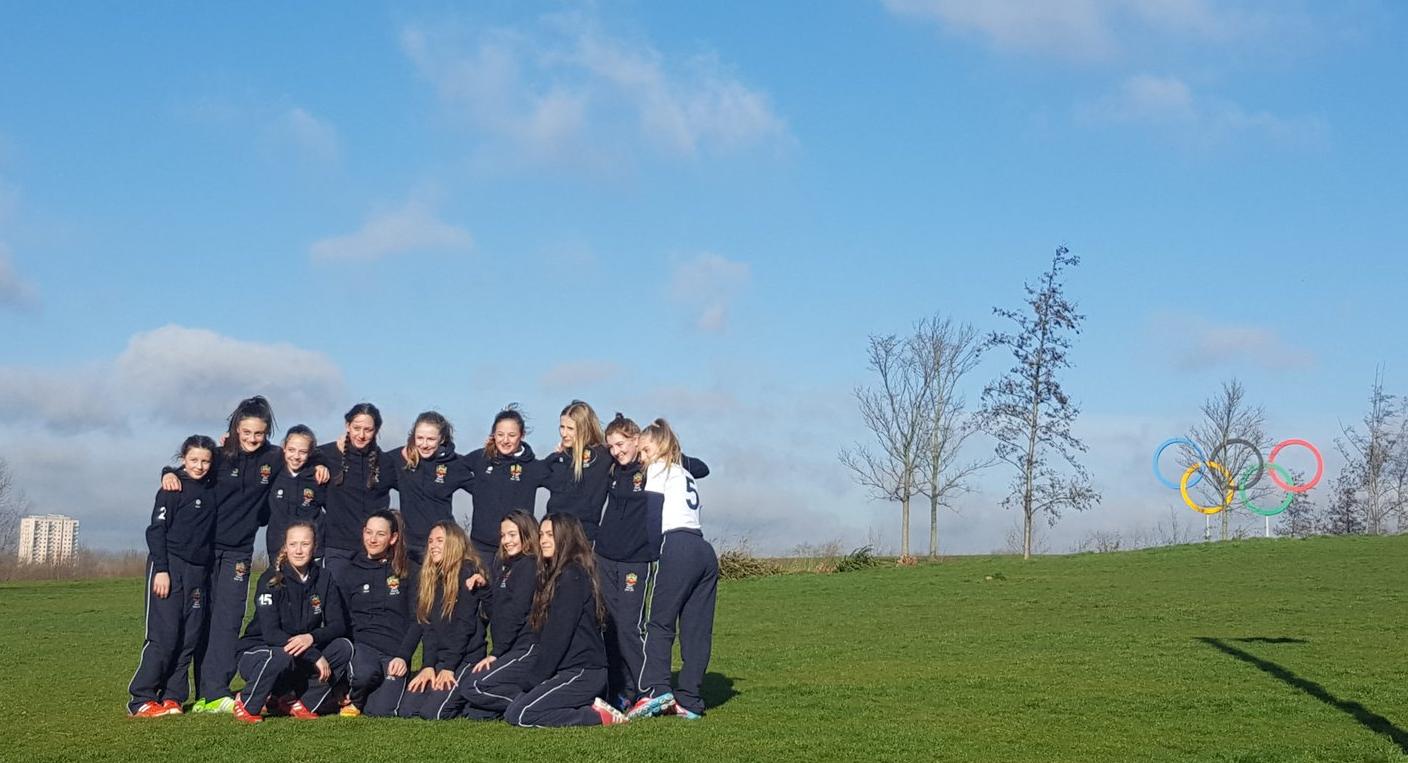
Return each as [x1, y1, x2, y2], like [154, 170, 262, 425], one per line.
[592, 697, 628, 725]
[232, 698, 263, 724]
[284, 698, 319, 720]
[161, 699, 183, 715]
[131, 701, 168, 718]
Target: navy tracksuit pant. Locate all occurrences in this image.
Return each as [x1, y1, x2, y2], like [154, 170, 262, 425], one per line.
[127, 559, 208, 712]
[457, 643, 537, 719]
[195, 550, 253, 700]
[640, 529, 718, 715]
[396, 660, 476, 720]
[327, 639, 408, 717]
[235, 637, 352, 715]
[506, 667, 607, 727]
[321, 546, 358, 580]
[597, 555, 653, 704]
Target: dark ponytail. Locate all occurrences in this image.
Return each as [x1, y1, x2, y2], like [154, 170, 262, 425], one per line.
[224, 396, 276, 458]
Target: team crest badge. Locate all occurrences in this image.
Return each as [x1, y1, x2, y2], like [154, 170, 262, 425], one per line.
[259, 464, 272, 484]
[191, 588, 203, 609]
[387, 575, 401, 595]
[625, 573, 638, 592]
[509, 464, 523, 482]
[435, 464, 448, 484]
[302, 488, 314, 507]
[582, 450, 594, 468]
[234, 561, 248, 582]
[632, 472, 644, 492]
[311, 594, 323, 614]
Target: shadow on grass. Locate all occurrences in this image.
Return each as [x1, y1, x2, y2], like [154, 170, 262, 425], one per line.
[1230, 637, 1310, 644]
[1197, 637, 1408, 755]
[669, 671, 740, 708]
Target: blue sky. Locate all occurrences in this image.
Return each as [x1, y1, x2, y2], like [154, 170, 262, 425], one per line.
[1, 1, 1405, 554]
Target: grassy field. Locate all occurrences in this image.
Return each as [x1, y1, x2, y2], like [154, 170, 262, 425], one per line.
[2, 535, 1407, 761]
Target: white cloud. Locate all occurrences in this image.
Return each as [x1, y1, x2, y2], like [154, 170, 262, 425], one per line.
[0, 324, 347, 434]
[279, 107, 340, 163]
[0, 243, 38, 310]
[1078, 74, 1325, 146]
[1147, 313, 1316, 372]
[882, 0, 1307, 61]
[539, 360, 622, 392]
[309, 200, 473, 262]
[401, 12, 790, 169]
[669, 252, 751, 333]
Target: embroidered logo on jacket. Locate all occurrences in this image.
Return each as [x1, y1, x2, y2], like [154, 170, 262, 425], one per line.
[259, 465, 272, 484]
[632, 472, 644, 492]
[234, 561, 249, 582]
[310, 594, 322, 614]
[275, 489, 284, 499]
[302, 488, 314, 507]
[435, 464, 448, 484]
[625, 572, 638, 592]
[191, 588, 203, 609]
[387, 575, 401, 595]
[361, 583, 370, 594]
[582, 450, 594, 468]
[194, 498, 203, 509]
[509, 464, 523, 482]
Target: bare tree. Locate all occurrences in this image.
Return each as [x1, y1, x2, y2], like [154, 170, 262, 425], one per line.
[1181, 379, 1270, 541]
[1154, 504, 1198, 547]
[1273, 470, 1317, 538]
[840, 333, 934, 559]
[979, 246, 1099, 560]
[913, 316, 991, 559]
[1319, 463, 1366, 535]
[0, 457, 23, 556]
[1336, 367, 1405, 535]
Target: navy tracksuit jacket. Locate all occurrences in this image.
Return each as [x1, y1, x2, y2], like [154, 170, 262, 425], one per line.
[503, 561, 608, 728]
[334, 553, 418, 716]
[318, 441, 396, 575]
[462, 444, 547, 560]
[457, 552, 538, 719]
[264, 468, 327, 561]
[387, 445, 473, 563]
[540, 444, 612, 541]
[396, 565, 489, 720]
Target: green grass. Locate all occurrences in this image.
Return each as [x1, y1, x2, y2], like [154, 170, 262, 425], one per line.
[3, 535, 1407, 761]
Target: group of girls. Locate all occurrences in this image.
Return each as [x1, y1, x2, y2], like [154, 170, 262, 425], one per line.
[127, 396, 720, 727]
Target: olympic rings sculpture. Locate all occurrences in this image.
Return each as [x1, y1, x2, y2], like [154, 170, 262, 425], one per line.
[1152, 437, 1323, 516]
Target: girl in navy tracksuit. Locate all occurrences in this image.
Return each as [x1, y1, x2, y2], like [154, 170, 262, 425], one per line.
[629, 419, 718, 721]
[330, 509, 416, 717]
[230, 521, 349, 723]
[540, 400, 611, 542]
[159, 397, 330, 712]
[265, 425, 327, 564]
[319, 403, 397, 579]
[503, 513, 625, 727]
[387, 412, 474, 566]
[458, 510, 540, 719]
[128, 435, 218, 717]
[597, 414, 710, 708]
[462, 407, 549, 568]
[396, 521, 489, 720]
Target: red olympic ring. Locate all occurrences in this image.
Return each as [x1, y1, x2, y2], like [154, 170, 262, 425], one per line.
[1266, 439, 1323, 494]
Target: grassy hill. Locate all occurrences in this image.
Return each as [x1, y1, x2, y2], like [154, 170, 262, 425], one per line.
[2, 535, 1406, 761]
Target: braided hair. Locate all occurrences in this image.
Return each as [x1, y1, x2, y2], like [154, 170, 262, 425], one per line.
[334, 403, 383, 489]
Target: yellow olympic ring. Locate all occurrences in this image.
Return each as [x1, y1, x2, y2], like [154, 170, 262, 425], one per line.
[1180, 461, 1233, 515]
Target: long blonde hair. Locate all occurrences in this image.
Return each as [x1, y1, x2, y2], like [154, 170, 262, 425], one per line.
[639, 418, 683, 468]
[416, 521, 482, 624]
[269, 521, 318, 589]
[561, 400, 605, 481]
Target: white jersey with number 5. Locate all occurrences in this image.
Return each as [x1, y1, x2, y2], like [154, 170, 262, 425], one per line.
[646, 460, 702, 532]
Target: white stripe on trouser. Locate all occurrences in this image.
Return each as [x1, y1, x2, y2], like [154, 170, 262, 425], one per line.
[242, 648, 276, 712]
[126, 562, 157, 711]
[511, 669, 586, 728]
[435, 663, 474, 719]
[306, 638, 351, 713]
[474, 644, 536, 702]
[636, 537, 667, 694]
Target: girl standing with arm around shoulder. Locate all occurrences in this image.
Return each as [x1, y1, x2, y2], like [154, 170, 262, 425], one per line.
[542, 401, 611, 542]
[391, 412, 474, 566]
[462, 407, 546, 569]
[319, 403, 397, 579]
[127, 435, 218, 717]
[628, 419, 718, 721]
[504, 513, 626, 727]
[230, 522, 350, 723]
[397, 521, 489, 719]
[265, 426, 327, 564]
